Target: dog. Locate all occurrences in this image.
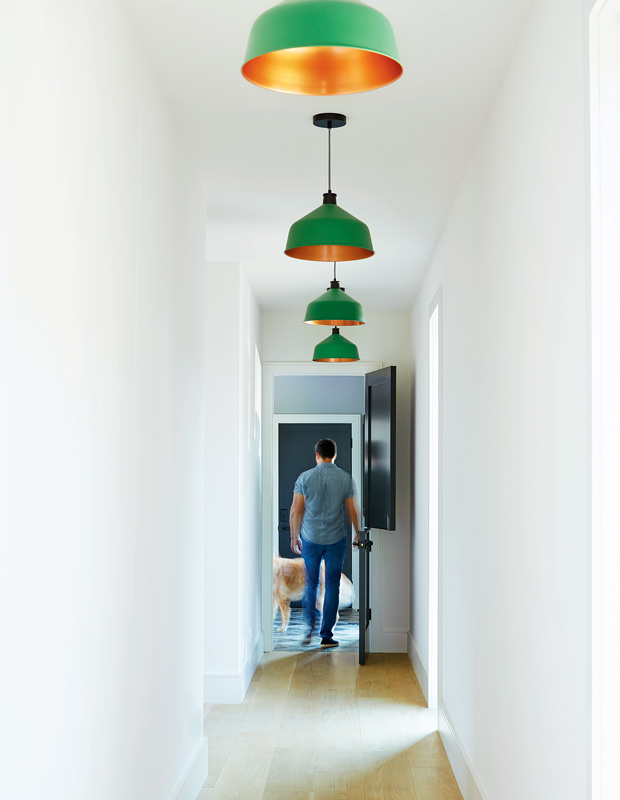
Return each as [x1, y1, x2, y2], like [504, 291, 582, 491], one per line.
[273, 553, 355, 633]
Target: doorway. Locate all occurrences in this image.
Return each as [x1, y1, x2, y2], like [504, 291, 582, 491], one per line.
[261, 362, 382, 652]
[272, 416, 362, 651]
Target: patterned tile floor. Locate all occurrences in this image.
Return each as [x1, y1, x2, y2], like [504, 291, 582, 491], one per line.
[272, 607, 360, 652]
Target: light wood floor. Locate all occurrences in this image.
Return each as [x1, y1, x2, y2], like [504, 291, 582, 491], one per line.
[200, 650, 463, 799]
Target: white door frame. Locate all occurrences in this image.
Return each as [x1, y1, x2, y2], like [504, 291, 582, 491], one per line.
[261, 362, 382, 651]
[428, 288, 443, 711]
[589, 2, 620, 797]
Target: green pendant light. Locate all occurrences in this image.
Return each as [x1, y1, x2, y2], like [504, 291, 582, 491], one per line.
[285, 113, 374, 262]
[304, 262, 365, 325]
[313, 327, 360, 362]
[241, 0, 402, 95]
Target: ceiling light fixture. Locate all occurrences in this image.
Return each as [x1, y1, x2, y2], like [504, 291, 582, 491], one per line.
[313, 327, 360, 362]
[304, 262, 365, 325]
[285, 113, 374, 262]
[241, 0, 403, 96]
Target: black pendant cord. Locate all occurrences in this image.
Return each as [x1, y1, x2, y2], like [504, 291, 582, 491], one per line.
[314, 113, 345, 199]
[331, 261, 344, 292]
[327, 125, 331, 193]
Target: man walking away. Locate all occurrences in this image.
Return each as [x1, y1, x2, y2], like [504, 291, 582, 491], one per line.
[289, 438, 360, 648]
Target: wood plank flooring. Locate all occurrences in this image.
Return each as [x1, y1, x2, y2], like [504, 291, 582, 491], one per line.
[200, 651, 463, 800]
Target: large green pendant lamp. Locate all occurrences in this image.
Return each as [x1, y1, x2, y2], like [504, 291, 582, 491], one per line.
[304, 262, 365, 325]
[285, 113, 374, 262]
[242, 0, 402, 95]
[313, 327, 360, 362]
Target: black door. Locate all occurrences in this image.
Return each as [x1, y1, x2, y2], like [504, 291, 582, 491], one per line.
[359, 366, 397, 665]
[278, 423, 354, 585]
[358, 527, 372, 664]
[364, 366, 397, 531]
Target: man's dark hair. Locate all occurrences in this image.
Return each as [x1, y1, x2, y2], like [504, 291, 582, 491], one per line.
[315, 438, 337, 459]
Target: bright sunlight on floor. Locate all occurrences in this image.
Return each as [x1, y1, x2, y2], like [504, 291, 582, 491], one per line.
[200, 650, 463, 799]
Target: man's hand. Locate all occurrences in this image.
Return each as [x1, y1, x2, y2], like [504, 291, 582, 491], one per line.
[290, 536, 302, 556]
[346, 497, 360, 546]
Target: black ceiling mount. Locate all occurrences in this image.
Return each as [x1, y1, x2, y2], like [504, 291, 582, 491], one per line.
[313, 113, 346, 129]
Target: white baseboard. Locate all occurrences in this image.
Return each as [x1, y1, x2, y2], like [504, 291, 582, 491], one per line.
[168, 736, 209, 800]
[203, 672, 245, 704]
[242, 630, 264, 695]
[376, 629, 408, 653]
[407, 632, 429, 703]
[203, 631, 264, 704]
[439, 702, 489, 800]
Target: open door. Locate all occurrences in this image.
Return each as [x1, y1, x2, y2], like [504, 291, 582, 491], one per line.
[358, 366, 397, 665]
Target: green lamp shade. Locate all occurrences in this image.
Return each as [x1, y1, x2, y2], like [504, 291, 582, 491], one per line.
[242, 0, 403, 95]
[285, 201, 374, 261]
[304, 285, 365, 325]
[313, 327, 360, 362]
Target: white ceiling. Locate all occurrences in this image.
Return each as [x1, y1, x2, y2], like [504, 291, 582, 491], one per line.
[124, 0, 535, 313]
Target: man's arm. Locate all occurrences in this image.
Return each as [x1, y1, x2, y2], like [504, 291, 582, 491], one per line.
[346, 496, 360, 545]
[289, 493, 305, 555]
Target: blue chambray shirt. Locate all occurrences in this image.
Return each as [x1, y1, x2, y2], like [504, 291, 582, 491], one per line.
[294, 462, 355, 545]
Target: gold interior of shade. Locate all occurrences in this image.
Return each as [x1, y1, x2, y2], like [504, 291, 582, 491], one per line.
[313, 356, 357, 362]
[306, 319, 364, 326]
[286, 244, 374, 261]
[242, 46, 402, 95]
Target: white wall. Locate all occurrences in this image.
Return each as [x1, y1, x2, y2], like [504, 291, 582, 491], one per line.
[0, 2, 207, 799]
[590, 2, 620, 798]
[263, 312, 412, 651]
[410, 0, 590, 798]
[204, 263, 263, 702]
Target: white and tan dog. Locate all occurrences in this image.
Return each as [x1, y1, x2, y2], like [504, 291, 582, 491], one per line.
[273, 554, 355, 633]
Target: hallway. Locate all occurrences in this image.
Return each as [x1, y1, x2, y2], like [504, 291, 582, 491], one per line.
[200, 651, 462, 799]
[2, 2, 609, 798]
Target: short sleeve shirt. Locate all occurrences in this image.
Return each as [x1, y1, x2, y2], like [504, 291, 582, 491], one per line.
[294, 463, 355, 545]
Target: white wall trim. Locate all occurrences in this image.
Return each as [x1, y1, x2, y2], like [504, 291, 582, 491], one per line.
[428, 287, 443, 711]
[168, 737, 209, 800]
[203, 673, 246, 704]
[439, 703, 489, 800]
[204, 631, 264, 704]
[242, 631, 265, 698]
[408, 632, 429, 704]
[378, 629, 408, 653]
[588, 3, 620, 798]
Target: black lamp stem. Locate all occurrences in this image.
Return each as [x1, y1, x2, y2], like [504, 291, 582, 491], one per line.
[327, 125, 331, 192]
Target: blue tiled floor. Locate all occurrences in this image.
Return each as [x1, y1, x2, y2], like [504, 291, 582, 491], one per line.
[272, 606, 359, 652]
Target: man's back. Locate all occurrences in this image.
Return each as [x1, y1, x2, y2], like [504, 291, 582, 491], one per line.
[294, 462, 355, 545]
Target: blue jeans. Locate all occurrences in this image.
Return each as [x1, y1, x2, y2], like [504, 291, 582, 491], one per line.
[302, 536, 347, 640]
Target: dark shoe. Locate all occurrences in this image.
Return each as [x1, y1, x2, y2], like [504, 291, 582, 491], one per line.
[320, 638, 339, 648]
[302, 630, 314, 646]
